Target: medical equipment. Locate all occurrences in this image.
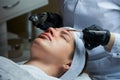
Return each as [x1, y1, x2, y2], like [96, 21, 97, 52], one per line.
[29, 12, 63, 30]
[65, 28, 107, 34]
[63, 26, 106, 33]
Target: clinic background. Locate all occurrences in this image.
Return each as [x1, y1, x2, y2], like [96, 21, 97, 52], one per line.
[7, 0, 59, 38]
[5, 0, 59, 62]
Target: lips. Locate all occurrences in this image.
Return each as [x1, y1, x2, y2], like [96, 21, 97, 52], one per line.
[39, 33, 52, 41]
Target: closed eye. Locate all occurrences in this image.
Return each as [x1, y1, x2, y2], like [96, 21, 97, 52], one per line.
[61, 31, 71, 42]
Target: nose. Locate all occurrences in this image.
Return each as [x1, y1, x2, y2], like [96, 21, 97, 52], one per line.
[46, 27, 55, 36]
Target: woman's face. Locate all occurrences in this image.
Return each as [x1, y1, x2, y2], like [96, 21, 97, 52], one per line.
[30, 27, 75, 66]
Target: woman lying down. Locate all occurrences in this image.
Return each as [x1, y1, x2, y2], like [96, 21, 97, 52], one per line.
[1, 25, 117, 80]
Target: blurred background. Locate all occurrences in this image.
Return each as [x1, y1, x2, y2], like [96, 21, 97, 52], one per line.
[7, 0, 59, 39]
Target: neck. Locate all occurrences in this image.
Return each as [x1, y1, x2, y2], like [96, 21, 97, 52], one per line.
[25, 59, 64, 78]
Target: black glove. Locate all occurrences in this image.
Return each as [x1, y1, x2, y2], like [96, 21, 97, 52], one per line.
[29, 12, 63, 30]
[83, 25, 110, 50]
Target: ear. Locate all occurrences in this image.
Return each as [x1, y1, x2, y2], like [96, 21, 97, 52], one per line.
[63, 61, 72, 70]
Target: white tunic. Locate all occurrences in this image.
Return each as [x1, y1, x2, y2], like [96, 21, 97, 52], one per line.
[56, 0, 120, 80]
[20, 65, 60, 80]
[0, 57, 91, 80]
[57, 0, 120, 33]
[0, 57, 60, 80]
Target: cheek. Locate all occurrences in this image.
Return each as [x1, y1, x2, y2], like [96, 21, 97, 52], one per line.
[32, 38, 51, 50]
[51, 40, 67, 52]
[50, 40, 73, 60]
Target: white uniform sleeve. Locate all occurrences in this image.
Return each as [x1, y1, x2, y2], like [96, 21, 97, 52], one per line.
[109, 33, 120, 58]
[111, 0, 120, 6]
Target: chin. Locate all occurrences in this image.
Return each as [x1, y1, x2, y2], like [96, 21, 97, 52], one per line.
[31, 41, 50, 54]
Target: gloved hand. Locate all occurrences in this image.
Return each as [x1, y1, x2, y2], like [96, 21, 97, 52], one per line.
[82, 25, 110, 50]
[29, 12, 63, 30]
